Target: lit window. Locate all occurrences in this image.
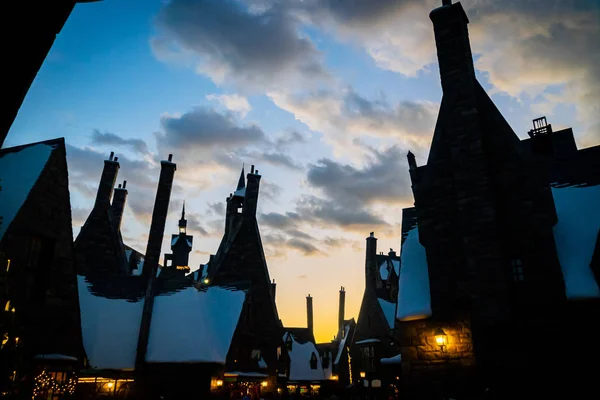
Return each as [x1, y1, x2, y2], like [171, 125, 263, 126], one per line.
[277, 346, 282, 360]
[5, 258, 10, 273]
[251, 349, 261, 360]
[179, 226, 186, 234]
[511, 259, 524, 281]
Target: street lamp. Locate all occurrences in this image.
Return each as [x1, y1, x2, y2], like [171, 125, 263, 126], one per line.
[434, 328, 447, 352]
[359, 371, 366, 379]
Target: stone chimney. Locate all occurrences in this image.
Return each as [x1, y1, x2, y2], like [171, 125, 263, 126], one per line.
[365, 232, 378, 288]
[136, 154, 176, 370]
[243, 165, 261, 218]
[338, 286, 345, 332]
[271, 279, 277, 302]
[429, 0, 475, 97]
[306, 294, 314, 335]
[95, 151, 119, 208]
[142, 154, 176, 279]
[111, 180, 128, 231]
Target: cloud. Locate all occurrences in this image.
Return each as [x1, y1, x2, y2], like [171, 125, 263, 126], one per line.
[206, 93, 252, 118]
[274, 131, 307, 151]
[260, 212, 299, 230]
[186, 213, 209, 236]
[287, 238, 321, 256]
[153, 0, 329, 91]
[91, 130, 150, 155]
[295, 195, 388, 229]
[306, 145, 414, 206]
[207, 201, 225, 217]
[158, 107, 266, 154]
[269, 87, 438, 150]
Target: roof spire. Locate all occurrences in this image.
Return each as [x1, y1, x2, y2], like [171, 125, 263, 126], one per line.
[181, 200, 186, 220]
[236, 164, 245, 191]
[178, 201, 187, 232]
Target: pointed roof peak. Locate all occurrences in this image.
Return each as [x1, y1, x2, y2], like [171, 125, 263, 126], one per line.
[236, 164, 246, 191]
[181, 200, 186, 220]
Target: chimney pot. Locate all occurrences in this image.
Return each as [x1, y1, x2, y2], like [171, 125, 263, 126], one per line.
[118, 184, 122, 189]
[442, 0, 451, 5]
[168, 154, 173, 162]
[114, 157, 118, 162]
[123, 180, 127, 189]
[109, 151, 114, 161]
[251, 165, 255, 174]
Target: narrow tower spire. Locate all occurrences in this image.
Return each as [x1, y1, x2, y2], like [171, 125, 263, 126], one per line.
[237, 164, 245, 191]
[179, 201, 187, 234]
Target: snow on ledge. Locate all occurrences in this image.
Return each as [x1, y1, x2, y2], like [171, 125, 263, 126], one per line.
[380, 354, 401, 364]
[0, 143, 54, 241]
[552, 186, 600, 298]
[397, 226, 432, 321]
[147, 286, 245, 364]
[334, 324, 350, 365]
[355, 339, 380, 345]
[34, 354, 78, 362]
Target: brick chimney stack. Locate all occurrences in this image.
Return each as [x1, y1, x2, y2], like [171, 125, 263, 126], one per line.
[95, 151, 119, 208]
[243, 165, 261, 219]
[429, 1, 475, 97]
[136, 154, 176, 370]
[365, 232, 378, 287]
[142, 154, 176, 278]
[338, 286, 346, 332]
[111, 180, 128, 231]
[306, 294, 314, 335]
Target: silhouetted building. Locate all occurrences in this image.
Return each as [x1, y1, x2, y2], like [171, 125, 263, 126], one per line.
[393, 1, 600, 399]
[1, 1, 101, 148]
[0, 138, 81, 398]
[162, 203, 192, 277]
[350, 234, 401, 397]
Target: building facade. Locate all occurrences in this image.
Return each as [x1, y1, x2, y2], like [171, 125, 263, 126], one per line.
[393, 1, 600, 399]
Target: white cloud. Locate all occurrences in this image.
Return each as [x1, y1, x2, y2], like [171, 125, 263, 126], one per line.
[206, 94, 252, 118]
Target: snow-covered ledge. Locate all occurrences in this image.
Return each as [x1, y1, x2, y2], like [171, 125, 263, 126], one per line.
[34, 354, 78, 362]
[380, 354, 401, 365]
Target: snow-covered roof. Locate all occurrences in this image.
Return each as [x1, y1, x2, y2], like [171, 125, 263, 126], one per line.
[233, 187, 246, 197]
[334, 324, 351, 365]
[0, 143, 55, 241]
[171, 236, 179, 246]
[379, 261, 389, 280]
[377, 298, 396, 329]
[396, 226, 432, 321]
[146, 286, 245, 364]
[34, 354, 78, 362]
[379, 258, 400, 281]
[380, 354, 401, 365]
[187, 239, 192, 247]
[225, 371, 268, 378]
[551, 185, 600, 298]
[355, 338, 380, 345]
[77, 275, 143, 370]
[258, 357, 267, 369]
[284, 332, 325, 382]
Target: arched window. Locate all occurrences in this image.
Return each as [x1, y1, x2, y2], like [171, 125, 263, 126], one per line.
[4, 301, 10, 312]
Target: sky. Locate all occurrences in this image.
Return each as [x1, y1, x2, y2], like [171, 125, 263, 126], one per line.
[6, 0, 599, 343]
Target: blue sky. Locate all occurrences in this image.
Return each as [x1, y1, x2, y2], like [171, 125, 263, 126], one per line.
[6, 0, 599, 342]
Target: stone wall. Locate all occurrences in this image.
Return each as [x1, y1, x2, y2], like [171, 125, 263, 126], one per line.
[396, 316, 476, 399]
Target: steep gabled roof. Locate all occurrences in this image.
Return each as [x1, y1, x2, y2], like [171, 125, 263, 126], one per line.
[0, 138, 62, 242]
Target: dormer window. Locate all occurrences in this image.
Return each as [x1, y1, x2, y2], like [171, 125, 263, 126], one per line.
[310, 352, 318, 370]
[237, 206, 243, 214]
[179, 226, 186, 234]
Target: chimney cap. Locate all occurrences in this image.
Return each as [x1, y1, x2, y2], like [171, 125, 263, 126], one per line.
[109, 151, 114, 161]
[168, 154, 173, 162]
[123, 180, 127, 189]
[442, 0, 451, 5]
